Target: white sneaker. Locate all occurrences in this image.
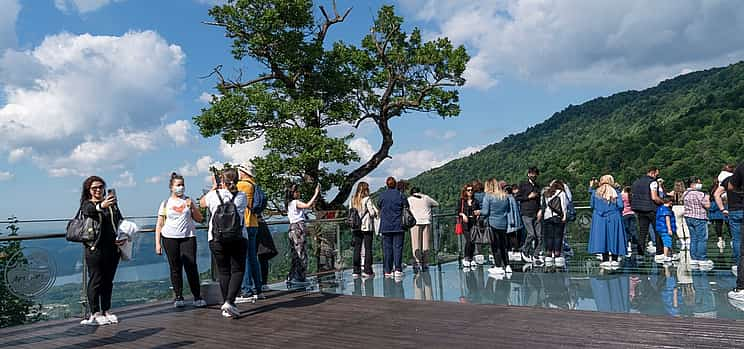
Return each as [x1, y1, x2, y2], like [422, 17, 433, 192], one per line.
[729, 288, 744, 301]
[488, 266, 505, 275]
[394, 271, 403, 278]
[545, 257, 554, 267]
[80, 313, 108, 326]
[595, 254, 604, 261]
[463, 266, 472, 272]
[663, 256, 672, 263]
[474, 255, 485, 265]
[690, 259, 700, 265]
[654, 255, 666, 263]
[555, 257, 565, 267]
[174, 298, 185, 308]
[505, 265, 513, 274]
[647, 244, 656, 254]
[235, 295, 253, 304]
[221, 310, 232, 318]
[671, 253, 680, 261]
[221, 302, 240, 318]
[599, 261, 612, 268]
[462, 259, 471, 268]
[521, 252, 534, 263]
[718, 238, 725, 249]
[104, 312, 118, 324]
[193, 299, 207, 308]
[610, 261, 620, 268]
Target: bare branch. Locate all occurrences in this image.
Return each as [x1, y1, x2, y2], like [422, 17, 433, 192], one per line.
[202, 21, 227, 28]
[353, 114, 378, 128]
[317, 2, 352, 44]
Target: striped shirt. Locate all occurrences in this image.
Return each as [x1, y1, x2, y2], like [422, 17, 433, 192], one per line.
[683, 189, 709, 220]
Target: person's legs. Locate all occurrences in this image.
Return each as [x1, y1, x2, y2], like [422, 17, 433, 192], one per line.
[713, 219, 723, 239]
[522, 216, 537, 256]
[464, 223, 475, 261]
[555, 222, 566, 257]
[85, 249, 104, 314]
[288, 223, 308, 282]
[636, 211, 651, 256]
[382, 234, 393, 274]
[543, 221, 557, 256]
[422, 224, 431, 267]
[181, 237, 201, 299]
[259, 256, 270, 286]
[410, 225, 422, 267]
[162, 237, 184, 298]
[352, 230, 363, 274]
[243, 227, 262, 294]
[362, 232, 374, 274]
[100, 247, 119, 313]
[394, 232, 404, 272]
[730, 211, 743, 265]
[210, 241, 230, 302]
[534, 219, 544, 258]
[227, 239, 248, 304]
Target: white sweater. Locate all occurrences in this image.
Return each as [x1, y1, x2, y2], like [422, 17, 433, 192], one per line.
[407, 194, 439, 225]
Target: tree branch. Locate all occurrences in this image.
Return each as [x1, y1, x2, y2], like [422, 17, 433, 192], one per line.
[318, 1, 352, 44]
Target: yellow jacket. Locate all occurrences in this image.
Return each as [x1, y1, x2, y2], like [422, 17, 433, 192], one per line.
[237, 178, 259, 228]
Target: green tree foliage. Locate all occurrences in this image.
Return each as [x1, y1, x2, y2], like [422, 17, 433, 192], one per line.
[0, 216, 43, 328]
[195, 0, 469, 209]
[409, 62, 744, 209]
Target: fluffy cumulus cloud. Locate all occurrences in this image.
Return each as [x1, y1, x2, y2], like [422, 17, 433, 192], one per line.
[219, 138, 268, 166]
[402, 0, 744, 88]
[54, 0, 124, 14]
[0, 30, 186, 176]
[113, 170, 136, 188]
[0, 170, 13, 181]
[348, 138, 375, 163]
[165, 120, 192, 146]
[178, 155, 220, 177]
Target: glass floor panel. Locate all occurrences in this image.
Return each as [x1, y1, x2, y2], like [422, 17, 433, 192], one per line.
[318, 244, 744, 320]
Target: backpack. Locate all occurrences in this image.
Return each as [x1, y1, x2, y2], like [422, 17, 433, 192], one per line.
[212, 191, 243, 242]
[348, 207, 363, 230]
[250, 184, 268, 216]
[565, 198, 577, 222]
[547, 194, 563, 218]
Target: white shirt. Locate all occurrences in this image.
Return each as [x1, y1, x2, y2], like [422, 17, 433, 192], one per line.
[203, 189, 248, 241]
[288, 200, 305, 224]
[158, 196, 196, 239]
[407, 194, 439, 225]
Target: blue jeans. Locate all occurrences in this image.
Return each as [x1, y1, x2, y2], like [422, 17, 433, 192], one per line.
[241, 227, 263, 293]
[686, 217, 708, 260]
[382, 232, 404, 274]
[730, 211, 743, 265]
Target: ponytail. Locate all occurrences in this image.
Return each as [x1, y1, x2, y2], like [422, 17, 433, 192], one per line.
[222, 168, 239, 193]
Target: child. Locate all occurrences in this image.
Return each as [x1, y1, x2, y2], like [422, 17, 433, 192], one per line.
[655, 196, 676, 263]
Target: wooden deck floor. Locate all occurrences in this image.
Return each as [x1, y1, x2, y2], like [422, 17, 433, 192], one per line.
[2, 290, 744, 348]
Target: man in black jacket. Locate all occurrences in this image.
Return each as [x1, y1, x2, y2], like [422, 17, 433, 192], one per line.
[631, 167, 664, 260]
[517, 167, 543, 264]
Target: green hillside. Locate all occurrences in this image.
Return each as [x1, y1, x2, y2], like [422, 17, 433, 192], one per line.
[407, 61, 744, 208]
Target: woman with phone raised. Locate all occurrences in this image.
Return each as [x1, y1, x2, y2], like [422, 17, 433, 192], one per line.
[155, 172, 206, 308]
[78, 176, 126, 326]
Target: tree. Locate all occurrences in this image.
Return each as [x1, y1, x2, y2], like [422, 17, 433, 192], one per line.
[196, 0, 469, 208]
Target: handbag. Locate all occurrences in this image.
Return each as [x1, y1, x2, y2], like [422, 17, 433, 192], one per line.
[401, 194, 417, 230]
[471, 217, 492, 245]
[65, 208, 102, 246]
[455, 200, 464, 235]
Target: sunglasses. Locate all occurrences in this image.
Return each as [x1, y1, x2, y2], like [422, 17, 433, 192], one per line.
[90, 186, 104, 191]
[466, 188, 473, 192]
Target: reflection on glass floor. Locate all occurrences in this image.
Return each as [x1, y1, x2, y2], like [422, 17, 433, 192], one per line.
[318, 246, 744, 320]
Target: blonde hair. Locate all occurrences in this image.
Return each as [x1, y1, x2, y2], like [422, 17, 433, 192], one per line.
[484, 178, 507, 200]
[351, 182, 370, 210]
[596, 175, 618, 202]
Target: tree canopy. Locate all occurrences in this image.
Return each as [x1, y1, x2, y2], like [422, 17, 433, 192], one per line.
[195, 0, 469, 208]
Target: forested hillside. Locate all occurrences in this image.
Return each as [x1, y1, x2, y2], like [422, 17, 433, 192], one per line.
[407, 61, 744, 208]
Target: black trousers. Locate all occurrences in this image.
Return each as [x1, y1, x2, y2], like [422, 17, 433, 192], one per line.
[162, 236, 201, 299]
[352, 230, 374, 274]
[636, 211, 663, 256]
[259, 256, 270, 287]
[463, 221, 476, 260]
[712, 219, 726, 239]
[209, 239, 247, 304]
[543, 219, 565, 256]
[85, 244, 120, 314]
[490, 228, 509, 267]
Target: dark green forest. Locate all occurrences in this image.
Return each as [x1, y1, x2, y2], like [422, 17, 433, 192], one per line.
[407, 61, 744, 208]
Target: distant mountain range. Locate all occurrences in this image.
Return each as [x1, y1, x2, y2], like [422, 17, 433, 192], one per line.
[407, 61, 744, 208]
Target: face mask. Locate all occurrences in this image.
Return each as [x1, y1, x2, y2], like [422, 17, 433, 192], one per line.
[173, 185, 185, 196]
[694, 183, 703, 191]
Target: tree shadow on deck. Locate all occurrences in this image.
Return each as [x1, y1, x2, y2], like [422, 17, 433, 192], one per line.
[0, 327, 163, 348]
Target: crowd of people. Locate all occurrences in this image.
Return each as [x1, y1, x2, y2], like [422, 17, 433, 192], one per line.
[72, 160, 744, 326]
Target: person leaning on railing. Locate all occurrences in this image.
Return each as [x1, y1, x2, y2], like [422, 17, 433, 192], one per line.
[155, 172, 207, 309]
[78, 176, 125, 326]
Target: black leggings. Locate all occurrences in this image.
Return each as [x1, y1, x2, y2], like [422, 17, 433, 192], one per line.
[259, 256, 270, 286]
[209, 239, 247, 304]
[162, 237, 201, 299]
[352, 230, 374, 274]
[85, 245, 120, 314]
[490, 227, 508, 267]
[543, 219, 565, 256]
[463, 221, 476, 260]
[711, 219, 726, 239]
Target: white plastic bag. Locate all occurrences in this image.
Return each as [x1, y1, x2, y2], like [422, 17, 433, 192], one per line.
[117, 220, 139, 261]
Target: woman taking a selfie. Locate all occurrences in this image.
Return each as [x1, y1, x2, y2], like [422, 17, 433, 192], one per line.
[155, 172, 206, 308]
[79, 176, 125, 326]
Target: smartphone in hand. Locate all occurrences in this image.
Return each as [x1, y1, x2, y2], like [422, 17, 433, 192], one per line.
[107, 188, 117, 198]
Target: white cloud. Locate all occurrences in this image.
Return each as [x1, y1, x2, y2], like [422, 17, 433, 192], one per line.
[424, 129, 457, 141]
[7, 146, 30, 163]
[195, 0, 226, 5]
[54, 0, 123, 14]
[219, 138, 267, 165]
[348, 137, 375, 162]
[165, 120, 192, 146]
[0, 0, 19, 51]
[0, 30, 185, 176]
[145, 176, 162, 184]
[198, 92, 215, 103]
[0, 170, 13, 181]
[112, 170, 136, 188]
[403, 0, 744, 89]
[178, 155, 218, 177]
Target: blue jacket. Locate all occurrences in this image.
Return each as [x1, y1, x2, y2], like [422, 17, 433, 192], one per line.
[655, 205, 676, 234]
[378, 189, 406, 234]
[506, 195, 523, 233]
[480, 193, 510, 230]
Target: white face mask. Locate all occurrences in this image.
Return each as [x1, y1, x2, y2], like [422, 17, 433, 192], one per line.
[173, 185, 185, 196]
[694, 183, 703, 191]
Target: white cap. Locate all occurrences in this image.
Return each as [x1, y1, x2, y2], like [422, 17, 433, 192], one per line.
[236, 162, 255, 177]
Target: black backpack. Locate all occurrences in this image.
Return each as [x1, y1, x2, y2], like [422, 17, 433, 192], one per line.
[547, 194, 563, 218]
[212, 191, 243, 242]
[348, 207, 363, 230]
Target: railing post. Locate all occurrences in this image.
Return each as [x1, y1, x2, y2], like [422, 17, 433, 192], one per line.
[335, 223, 341, 271]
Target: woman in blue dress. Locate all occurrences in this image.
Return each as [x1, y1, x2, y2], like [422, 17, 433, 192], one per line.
[588, 175, 626, 268]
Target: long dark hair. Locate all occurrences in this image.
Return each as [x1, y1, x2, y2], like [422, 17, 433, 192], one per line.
[546, 180, 564, 198]
[285, 183, 299, 208]
[222, 168, 239, 193]
[710, 178, 720, 197]
[80, 176, 106, 204]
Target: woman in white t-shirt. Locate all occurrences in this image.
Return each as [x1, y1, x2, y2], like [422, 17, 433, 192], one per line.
[198, 168, 248, 318]
[285, 183, 320, 286]
[155, 172, 206, 308]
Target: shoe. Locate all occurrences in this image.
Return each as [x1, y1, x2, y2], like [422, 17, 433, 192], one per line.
[488, 254, 495, 265]
[222, 302, 240, 318]
[352, 273, 361, 279]
[555, 257, 565, 267]
[647, 244, 656, 254]
[361, 272, 374, 278]
[733, 266, 738, 276]
[545, 257, 554, 267]
[521, 252, 534, 263]
[421, 265, 429, 272]
[729, 288, 744, 301]
[654, 255, 666, 263]
[80, 313, 109, 326]
[488, 272, 505, 280]
[522, 263, 533, 272]
[221, 310, 232, 318]
[104, 312, 118, 324]
[672, 253, 680, 261]
[663, 256, 672, 264]
[193, 299, 207, 308]
[463, 266, 472, 272]
[394, 271, 403, 278]
[505, 265, 513, 274]
[718, 238, 725, 249]
[533, 258, 544, 267]
[596, 254, 604, 261]
[474, 255, 485, 265]
[174, 297, 185, 308]
[235, 293, 254, 304]
[488, 266, 505, 275]
[599, 261, 612, 268]
[690, 259, 700, 265]
[610, 261, 620, 268]
[261, 285, 271, 292]
[384, 272, 393, 278]
[462, 259, 471, 268]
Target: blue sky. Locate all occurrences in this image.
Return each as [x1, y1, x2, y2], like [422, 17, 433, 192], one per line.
[2, 0, 744, 219]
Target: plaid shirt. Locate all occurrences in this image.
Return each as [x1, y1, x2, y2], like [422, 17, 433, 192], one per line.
[683, 189, 710, 220]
